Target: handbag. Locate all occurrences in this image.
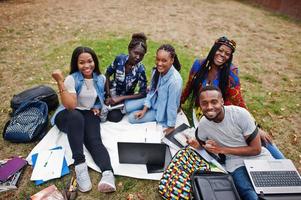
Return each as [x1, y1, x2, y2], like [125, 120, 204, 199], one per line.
[158, 147, 210, 200]
[3, 100, 48, 142]
[10, 85, 59, 113]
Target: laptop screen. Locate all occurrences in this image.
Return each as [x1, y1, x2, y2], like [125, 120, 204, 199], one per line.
[118, 142, 167, 165]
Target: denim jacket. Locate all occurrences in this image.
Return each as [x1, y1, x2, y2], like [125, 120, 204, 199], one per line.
[50, 72, 105, 125]
[144, 66, 183, 127]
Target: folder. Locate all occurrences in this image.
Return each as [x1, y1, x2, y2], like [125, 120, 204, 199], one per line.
[31, 146, 69, 185]
[0, 157, 27, 182]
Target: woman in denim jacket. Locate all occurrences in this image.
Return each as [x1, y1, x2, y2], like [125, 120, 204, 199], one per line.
[128, 44, 182, 135]
[51, 46, 116, 193]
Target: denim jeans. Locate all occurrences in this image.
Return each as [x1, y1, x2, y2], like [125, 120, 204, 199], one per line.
[231, 166, 258, 200]
[128, 109, 157, 124]
[124, 98, 145, 113]
[264, 142, 285, 159]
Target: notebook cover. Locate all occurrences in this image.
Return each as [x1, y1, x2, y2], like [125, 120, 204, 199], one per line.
[164, 123, 190, 148]
[0, 157, 27, 182]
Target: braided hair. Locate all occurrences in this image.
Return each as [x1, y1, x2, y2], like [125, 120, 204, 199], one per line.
[192, 36, 236, 100]
[128, 32, 148, 53]
[151, 44, 181, 90]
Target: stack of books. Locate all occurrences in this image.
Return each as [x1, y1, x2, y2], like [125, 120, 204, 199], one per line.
[0, 156, 27, 193]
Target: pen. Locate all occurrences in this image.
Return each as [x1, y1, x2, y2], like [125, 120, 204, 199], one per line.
[44, 151, 53, 167]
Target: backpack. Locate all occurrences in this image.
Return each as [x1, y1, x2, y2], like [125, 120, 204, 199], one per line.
[3, 100, 48, 142]
[10, 85, 59, 113]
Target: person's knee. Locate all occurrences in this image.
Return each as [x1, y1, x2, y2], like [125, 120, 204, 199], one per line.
[66, 110, 84, 122]
[128, 112, 138, 124]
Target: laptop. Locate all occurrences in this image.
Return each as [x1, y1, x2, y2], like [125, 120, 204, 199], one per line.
[244, 159, 301, 195]
[118, 142, 171, 173]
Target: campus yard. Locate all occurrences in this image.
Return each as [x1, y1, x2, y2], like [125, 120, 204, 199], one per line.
[0, 0, 300, 199]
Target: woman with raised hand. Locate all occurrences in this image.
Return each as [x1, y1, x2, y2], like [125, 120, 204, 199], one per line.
[104, 33, 148, 122]
[128, 44, 183, 135]
[181, 36, 284, 159]
[51, 46, 116, 193]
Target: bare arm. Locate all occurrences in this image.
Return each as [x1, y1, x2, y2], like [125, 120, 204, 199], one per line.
[204, 133, 262, 156]
[52, 69, 77, 110]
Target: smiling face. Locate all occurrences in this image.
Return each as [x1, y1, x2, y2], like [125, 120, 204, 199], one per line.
[213, 44, 232, 67]
[77, 52, 95, 79]
[128, 45, 146, 66]
[155, 49, 174, 75]
[199, 89, 224, 122]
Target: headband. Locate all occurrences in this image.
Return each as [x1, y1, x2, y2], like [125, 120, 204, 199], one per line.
[215, 36, 236, 52]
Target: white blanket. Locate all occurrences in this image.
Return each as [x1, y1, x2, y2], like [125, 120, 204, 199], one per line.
[26, 111, 189, 180]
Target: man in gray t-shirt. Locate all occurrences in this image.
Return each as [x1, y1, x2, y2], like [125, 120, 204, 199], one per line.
[191, 85, 273, 200]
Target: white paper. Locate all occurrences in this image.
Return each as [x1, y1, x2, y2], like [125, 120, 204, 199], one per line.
[31, 148, 65, 181]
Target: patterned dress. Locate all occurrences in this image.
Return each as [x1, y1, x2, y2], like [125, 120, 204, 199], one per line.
[181, 59, 247, 120]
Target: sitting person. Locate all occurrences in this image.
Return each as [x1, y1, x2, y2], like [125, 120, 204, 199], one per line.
[181, 36, 284, 159]
[189, 85, 273, 200]
[104, 32, 148, 122]
[128, 44, 182, 135]
[51, 46, 116, 193]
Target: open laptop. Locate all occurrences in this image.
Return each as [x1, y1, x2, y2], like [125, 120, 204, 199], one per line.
[118, 142, 171, 173]
[244, 159, 301, 195]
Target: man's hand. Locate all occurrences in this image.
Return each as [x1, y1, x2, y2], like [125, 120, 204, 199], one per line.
[203, 140, 224, 154]
[187, 138, 201, 149]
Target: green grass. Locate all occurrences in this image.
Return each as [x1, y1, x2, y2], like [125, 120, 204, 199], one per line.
[1, 34, 300, 200]
[1, 36, 195, 200]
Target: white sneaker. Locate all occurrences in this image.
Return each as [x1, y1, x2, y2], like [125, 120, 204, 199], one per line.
[75, 162, 92, 192]
[98, 170, 116, 193]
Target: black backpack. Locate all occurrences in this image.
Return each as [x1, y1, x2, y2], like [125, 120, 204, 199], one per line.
[10, 85, 59, 113]
[3, 100, 48, 142]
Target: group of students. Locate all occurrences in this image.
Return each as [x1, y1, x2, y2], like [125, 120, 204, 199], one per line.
[51, 33, 284, 199]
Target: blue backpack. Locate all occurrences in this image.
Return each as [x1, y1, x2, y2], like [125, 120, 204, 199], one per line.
[3, 100, 48, 142]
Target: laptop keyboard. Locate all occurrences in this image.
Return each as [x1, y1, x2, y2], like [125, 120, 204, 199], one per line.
[251, 171, 301, 187]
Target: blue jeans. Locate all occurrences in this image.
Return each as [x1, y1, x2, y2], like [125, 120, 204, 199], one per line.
[264, 142, 285, 159]
[125, 98, 157, 124]
[231, 166, 258, 200]
[128, 109, 157, 124]
[124, 98, 145, 113]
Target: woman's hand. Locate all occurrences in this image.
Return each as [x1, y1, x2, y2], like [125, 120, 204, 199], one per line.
[52, 69, 65, 83]
[259, 128, 273, 145]
[163, 127, 175, 135]
[91, 108, 100, 116]
[135, 110, 146, 119]
[110, 96, 124, 105]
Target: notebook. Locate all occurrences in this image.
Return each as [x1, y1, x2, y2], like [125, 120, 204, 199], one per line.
[117, 142, 171, 173]
[244, 159, 301, 195]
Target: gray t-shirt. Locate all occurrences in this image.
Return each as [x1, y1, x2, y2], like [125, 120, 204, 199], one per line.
[64, 75, 105, 110]
[197, 105, 273, 172]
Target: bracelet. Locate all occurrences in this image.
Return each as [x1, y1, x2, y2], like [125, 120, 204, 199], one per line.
[59, 88, 66, 94]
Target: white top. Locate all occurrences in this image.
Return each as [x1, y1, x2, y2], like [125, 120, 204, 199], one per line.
[197, 105, 273, 172]
[64, 75, 98, 110]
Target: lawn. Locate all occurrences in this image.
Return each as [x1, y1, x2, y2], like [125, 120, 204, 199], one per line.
[0, 0, 300, 199]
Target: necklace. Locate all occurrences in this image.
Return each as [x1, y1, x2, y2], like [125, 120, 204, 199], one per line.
[84, 79, 92, 90]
